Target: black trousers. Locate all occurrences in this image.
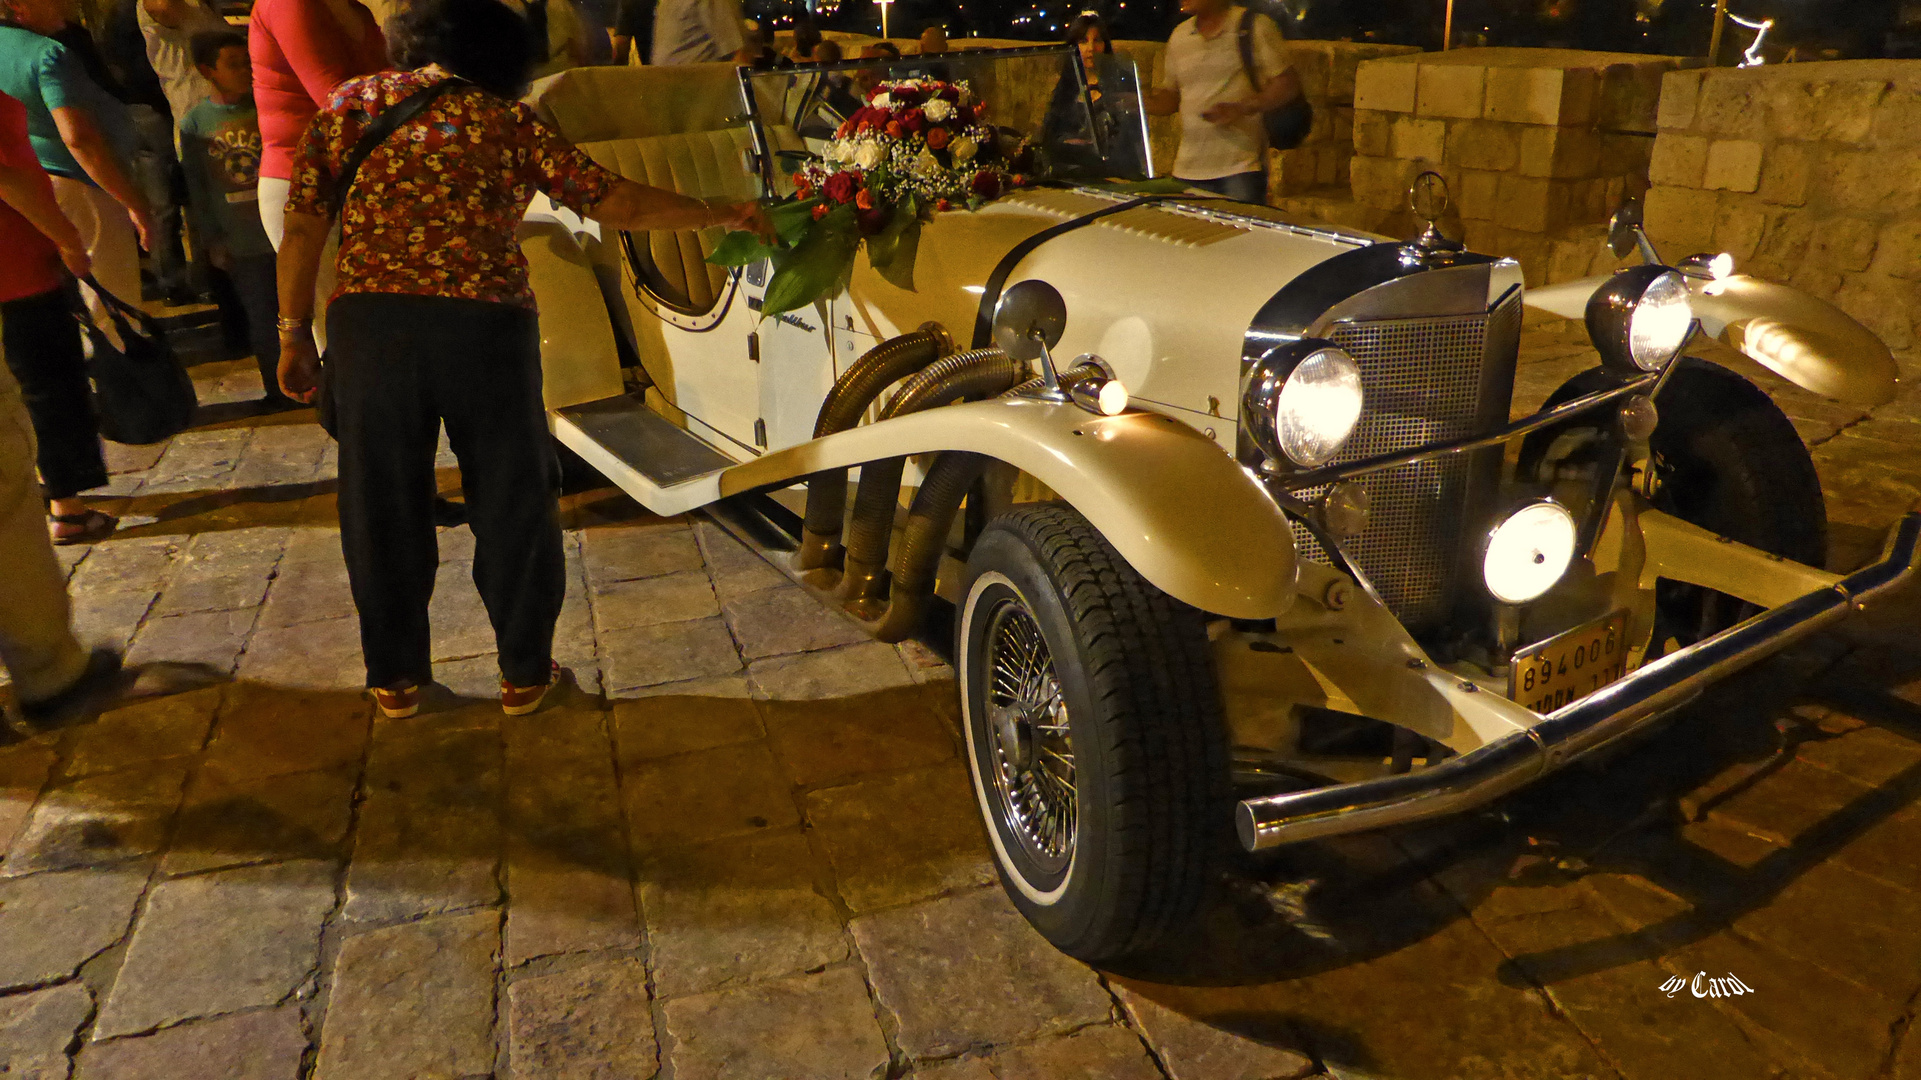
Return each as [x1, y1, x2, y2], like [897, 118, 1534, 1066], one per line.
[225, 253, 287, 402]
[0, 284, 108, 500]
[328, 292, 564, 689]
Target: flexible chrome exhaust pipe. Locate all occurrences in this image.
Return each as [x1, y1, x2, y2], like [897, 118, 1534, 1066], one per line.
[1236, 510, 1921, 852]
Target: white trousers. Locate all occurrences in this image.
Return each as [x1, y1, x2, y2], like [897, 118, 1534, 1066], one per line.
[258, 176, 338, 352]
[51, 177, 141, 352]
[0, 344, 88, 703]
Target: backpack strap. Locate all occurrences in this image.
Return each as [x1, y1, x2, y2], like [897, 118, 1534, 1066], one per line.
[329, 77, 470, 222]
[1235, 7, 1261, 96]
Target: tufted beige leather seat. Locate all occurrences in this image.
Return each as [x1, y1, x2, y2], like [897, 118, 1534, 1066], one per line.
[530, 63, 796, 314]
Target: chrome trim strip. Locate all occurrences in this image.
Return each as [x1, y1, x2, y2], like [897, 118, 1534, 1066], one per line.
[1235, 510, 1921, 851]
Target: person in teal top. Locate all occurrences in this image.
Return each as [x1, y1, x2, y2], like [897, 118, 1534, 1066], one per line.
[0, 0, 152, 346]
[179, 27, 287, 407]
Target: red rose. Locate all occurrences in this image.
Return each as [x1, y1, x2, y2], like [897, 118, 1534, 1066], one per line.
[925, 126, 950, 150]
[1010, 174, 1028, 188]
[836, 120, 854, 138]
[937, 86, 960, 103]
[857, 205, 891, 235]
[866, 85, 885, 101]
[970, 171, 1001, 200]
[936, 198, 952, 211]
[794, 174, 813, 198]
[824, 171, 860, 204]
[901, 108, 925, 133]
[812, 203, 830, 220]
[885, 121, 902, 138]
[892, 87, 923, 106]
[855, 188, 875, 210]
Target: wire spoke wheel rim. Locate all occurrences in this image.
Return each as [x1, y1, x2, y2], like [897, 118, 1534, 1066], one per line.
[983, 597, 1077, 875]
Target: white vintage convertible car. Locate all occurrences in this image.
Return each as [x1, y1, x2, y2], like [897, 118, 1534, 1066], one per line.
[519, 47, 1919, 962]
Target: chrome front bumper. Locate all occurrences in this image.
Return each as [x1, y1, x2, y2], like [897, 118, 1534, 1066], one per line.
[1235, 511, 1921, 852]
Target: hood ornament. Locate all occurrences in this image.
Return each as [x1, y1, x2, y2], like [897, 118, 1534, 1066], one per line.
[1403, 170, 1463, 266]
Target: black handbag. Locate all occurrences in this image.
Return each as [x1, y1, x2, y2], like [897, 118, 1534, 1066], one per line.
[1237, 8, 1313, 152]
[311, 76, 470, 435]
[77, 276, 198, 445]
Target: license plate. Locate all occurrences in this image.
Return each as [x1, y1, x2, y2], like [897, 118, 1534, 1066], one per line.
[1509, 610, 1630, 713]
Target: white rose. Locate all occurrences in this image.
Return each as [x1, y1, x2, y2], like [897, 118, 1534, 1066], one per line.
[913, 148, 941, 177]
[853, 140, 885, 170]
[922, 99, 954, 122]
[950, 136, 977, 163]
[826, 141, 854, 164]
[872, 92, 893, 110]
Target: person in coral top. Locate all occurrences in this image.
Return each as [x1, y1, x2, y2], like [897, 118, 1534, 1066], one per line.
[247, 0, 385, 248]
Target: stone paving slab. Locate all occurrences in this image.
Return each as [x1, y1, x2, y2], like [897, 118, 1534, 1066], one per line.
[3, 347, 1920, 1079]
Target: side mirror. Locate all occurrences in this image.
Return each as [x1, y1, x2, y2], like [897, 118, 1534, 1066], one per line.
[1608, 196, 1659, 264]
[992, 280, 1067, 362]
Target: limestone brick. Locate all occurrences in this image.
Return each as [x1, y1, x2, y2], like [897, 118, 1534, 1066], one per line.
[1518, 127, 1604, 180]
[1712, 198, 1769, 262]
[1445, 120, 1518, 172]
[1286, 46, 1330, 103]
[1757, 142, 1812, 206]
[1746, 207, 1815, 280]
[1869, 219, 1921, 281]
[1789, 261, 1846, 301]
[1703, 140, 1764, 193]
[1353, 109, 1391, 157]
[1416, 63, 1486, 120]
[1649, 134, 1708, 188]
[1809, 79, 1891, 145]
[1390, 116, 1446, 162]
[1495, 173, 1567, 233]
[1657, 69, 1705, 131]
[1483, 66, 1567, 126]
[1816, 150, 1921, 216]
[1810, 216, 1882, 273]
[1354, 60, 1417, 114]
[1351, 154, 1419, 211]
[1596, 62, 1670, 134]
[1693, 72, 1767, 138]
[1834, 273, 1917, 351]
[1643, 184, 1720, 251]
[1870, 87, 1921, 147]
[1324, 43, 1421, 103]
[1457, 168, 1502, 221]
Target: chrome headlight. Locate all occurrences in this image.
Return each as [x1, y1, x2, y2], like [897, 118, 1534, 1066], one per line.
[1243, 342, 1364, 468]
[1483, 501, 1577, 605]
[1586, 265, 1693, 374]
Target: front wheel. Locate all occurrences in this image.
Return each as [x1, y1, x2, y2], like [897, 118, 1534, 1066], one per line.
[958, 503, 1229, 963]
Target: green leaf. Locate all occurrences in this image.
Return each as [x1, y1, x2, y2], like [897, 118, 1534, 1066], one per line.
[706, 228, 775, 268]
[866, 196, 922, 292]
[761, 205, 859, 317]
[768, 198, 826, 247]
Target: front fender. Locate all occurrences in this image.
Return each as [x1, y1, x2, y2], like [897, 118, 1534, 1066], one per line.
[1525, 272, 1898, 406]
[720, 398, 1298, 619]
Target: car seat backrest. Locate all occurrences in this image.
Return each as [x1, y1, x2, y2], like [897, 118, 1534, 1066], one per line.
[531, 63, 775, 314]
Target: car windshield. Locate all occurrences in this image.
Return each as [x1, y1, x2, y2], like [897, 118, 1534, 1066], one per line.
[735, 44, 1152, 197]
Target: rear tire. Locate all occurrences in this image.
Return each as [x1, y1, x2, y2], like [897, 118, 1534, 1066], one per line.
[957, 503, 1228, 963]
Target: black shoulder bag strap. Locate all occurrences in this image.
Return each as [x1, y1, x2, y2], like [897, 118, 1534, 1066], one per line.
[328, 77, 470, 222]
[1234, 8, 1312, 152]
[1234, 8, 1262, 98]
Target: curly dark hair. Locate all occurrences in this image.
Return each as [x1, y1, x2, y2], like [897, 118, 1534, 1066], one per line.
[387, 0, 537, 99]
[1064, 13, 1112, 52]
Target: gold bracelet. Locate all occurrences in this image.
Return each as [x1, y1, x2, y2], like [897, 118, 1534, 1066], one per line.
[276, 315, 313, 333]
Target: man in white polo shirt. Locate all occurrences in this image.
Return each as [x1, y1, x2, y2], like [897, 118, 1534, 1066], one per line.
[1146, 0, 1300, 205]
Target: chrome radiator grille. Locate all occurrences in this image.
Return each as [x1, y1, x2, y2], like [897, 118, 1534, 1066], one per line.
[1291, 296, 1522, 632]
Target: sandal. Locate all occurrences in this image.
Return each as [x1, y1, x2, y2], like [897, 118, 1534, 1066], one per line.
[49, 510, 118, 546]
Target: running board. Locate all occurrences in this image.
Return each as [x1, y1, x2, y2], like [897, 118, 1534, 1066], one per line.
[550, 394, 734, 516]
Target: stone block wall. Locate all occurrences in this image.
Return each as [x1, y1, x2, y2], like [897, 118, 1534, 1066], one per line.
[1342, 48, 1684, 283]
[1270, 41, 1424, 197]
[1644, 59, 1921, 351]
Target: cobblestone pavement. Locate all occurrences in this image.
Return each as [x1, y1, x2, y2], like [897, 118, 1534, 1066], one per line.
[1, 323, 1918, 1080]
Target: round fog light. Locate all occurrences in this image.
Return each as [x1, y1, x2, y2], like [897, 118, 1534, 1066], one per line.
[1483, 502, 1577, 605]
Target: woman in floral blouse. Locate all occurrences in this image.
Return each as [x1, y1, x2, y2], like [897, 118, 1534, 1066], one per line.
[275, 0, 762, 720]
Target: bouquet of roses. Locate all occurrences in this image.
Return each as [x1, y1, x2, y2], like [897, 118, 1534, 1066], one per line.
[708, 77, 1030, 317]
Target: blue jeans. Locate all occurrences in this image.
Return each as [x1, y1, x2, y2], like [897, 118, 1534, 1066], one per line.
[1179, 169, 1269, 206]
